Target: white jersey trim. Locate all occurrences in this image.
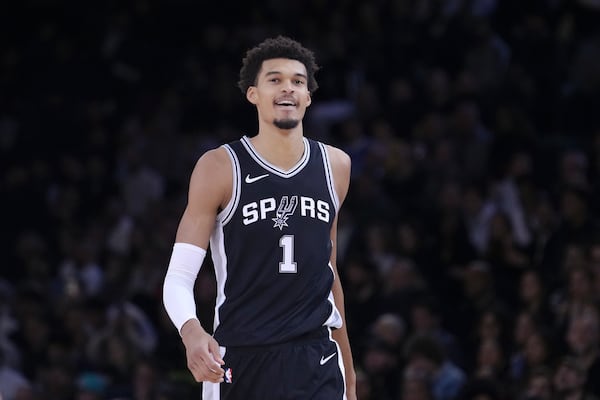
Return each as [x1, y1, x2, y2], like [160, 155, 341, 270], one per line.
[328, 328, 348, 400]
[218, 144, 241, 226]
[241, 135, 310, 178]
[211, 144, 238, 334]
[318, 142, 340, 212]
[209, 218, 228, 333]
[324, 262, 343, 329]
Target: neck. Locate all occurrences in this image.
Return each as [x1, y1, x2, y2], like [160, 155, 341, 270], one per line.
[249, 127, 305, 170]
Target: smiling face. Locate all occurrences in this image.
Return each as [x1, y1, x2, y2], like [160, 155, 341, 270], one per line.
[246, 58, 312, 131]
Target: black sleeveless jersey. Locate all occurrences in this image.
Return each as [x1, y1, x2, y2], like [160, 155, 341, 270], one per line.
[209, 136, 342, 347]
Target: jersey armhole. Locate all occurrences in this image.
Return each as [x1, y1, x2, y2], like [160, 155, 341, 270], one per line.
[318, 142, 340, 212]
[217, 144, 241, 225]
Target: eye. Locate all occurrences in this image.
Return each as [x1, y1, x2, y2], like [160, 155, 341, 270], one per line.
[294, 79, 305, 85]
[270, 78, 280, 83]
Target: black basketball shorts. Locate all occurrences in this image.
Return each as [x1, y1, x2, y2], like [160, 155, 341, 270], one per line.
[202, 327, 347, 400]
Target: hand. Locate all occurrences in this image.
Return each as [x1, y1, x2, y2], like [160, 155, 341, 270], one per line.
[181, 319, 225, 383]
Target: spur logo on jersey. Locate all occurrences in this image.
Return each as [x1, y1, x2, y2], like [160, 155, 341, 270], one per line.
[272, 195, 297, 230]
[242, 195, 330, 228]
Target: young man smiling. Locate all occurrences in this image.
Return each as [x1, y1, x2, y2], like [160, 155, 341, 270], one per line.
[163, 35, 357, 400]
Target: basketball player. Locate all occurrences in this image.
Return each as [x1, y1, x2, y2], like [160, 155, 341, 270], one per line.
[162, 36, 357, 399]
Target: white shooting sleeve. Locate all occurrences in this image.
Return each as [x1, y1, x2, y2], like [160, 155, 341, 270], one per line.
[162, 242, 206, 334]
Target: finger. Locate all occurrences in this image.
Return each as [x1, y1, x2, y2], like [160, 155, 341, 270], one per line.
[197, 368, 224, 383]
[190, 348, 223, 372]
[201, 350, 224, 371]
[208, 373, 225, 383]
[190, 364, 223, 383]
[210, 352, 225, 367]
[201, 357, 224, 375]
[189, 364, 204, 382]
[209, 341, 225, 365]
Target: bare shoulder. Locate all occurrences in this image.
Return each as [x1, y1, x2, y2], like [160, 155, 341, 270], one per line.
[324, 145, 351, 171]
[323, 144, 351, 203]
[192, 147, 231, 177]
[189, 146, 233, 208]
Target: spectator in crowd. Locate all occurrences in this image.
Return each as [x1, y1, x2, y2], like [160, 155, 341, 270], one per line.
[404, 334, 468, 400]
[564, 307, 600, 398]
[400, 367, 434, 400]
[519, 366, 553, 400]
[517, 269, 554, 326]
[508, 310, 556, 393]
[553, 357, 599, 400]
[409, 295, 464, 368]
[521, 329, 556, 386]
[473, 337, 507, 381]
[360, 338, 399, 400]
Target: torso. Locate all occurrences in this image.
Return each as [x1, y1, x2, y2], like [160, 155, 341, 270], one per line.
[209, 136, 342, 346]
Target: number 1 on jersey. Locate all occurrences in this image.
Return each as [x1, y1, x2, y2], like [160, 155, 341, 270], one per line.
[279, 235, 297, 273]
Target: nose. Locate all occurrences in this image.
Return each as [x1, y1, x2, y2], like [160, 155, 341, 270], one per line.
[281, 79, 294, 92]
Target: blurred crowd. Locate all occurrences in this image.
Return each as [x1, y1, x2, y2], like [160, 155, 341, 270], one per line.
[2, 0, 600, 399]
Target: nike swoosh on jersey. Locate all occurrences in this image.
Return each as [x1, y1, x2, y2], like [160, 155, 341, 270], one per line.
[319, 352, 336, 365]
[245, 173, 269, 183]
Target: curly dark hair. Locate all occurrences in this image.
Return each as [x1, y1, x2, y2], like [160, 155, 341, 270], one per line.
[237, 35, 320, 94]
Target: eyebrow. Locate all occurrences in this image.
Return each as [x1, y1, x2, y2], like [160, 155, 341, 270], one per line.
[264, 71, 307, 79]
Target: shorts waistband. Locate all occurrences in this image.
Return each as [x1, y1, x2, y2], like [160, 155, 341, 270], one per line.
[224, 326, 330, 354]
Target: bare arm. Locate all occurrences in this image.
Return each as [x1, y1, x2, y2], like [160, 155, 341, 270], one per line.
[327, 145, 357, 399]
[175, 147, 232, 247]
[174, 147, 232, 382]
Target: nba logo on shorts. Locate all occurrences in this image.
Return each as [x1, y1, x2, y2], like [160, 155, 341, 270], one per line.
[224, 368, 233, 383]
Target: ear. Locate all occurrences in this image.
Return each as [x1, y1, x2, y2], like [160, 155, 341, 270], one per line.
[246, 86, 258, 105]
[305, 92, 312, 107]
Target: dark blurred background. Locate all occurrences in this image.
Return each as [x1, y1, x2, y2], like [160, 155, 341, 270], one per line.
[2, 1, 600, 399]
